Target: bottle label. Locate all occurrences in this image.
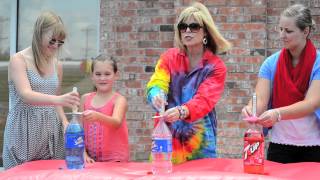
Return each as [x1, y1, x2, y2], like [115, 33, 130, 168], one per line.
[243, 139, 264, 166]
[66, 133, 85, 148]
[152, 138, 172, 153]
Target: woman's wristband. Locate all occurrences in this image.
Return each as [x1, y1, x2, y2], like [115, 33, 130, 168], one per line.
[177, 105, 188, 119]
[274, 109, 281, 122]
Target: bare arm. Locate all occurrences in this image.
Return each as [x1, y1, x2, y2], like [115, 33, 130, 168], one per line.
[82, 94, 128, 128]
[276, 80, 320, 119]
[255, 80, 320, 127]
[9, 54, 79, 107]
[109, 95, 128, 127]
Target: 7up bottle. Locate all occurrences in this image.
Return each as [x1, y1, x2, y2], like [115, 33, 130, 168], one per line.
[243, 127, 264, 174]
[243, 93, 264, 174]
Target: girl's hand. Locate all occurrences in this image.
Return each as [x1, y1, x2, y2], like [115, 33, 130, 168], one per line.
[257, 109, 279, 127]
[82, 110, 98, 121]
[84, 151, 95, 164]
[57, 91, 80, 108]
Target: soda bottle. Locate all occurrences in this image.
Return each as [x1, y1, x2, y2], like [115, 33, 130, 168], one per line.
[151, 117, 173, 175]
[243, 125, 264, 174]
[65, 113, 85, 169]
[243, 92, 264, 174]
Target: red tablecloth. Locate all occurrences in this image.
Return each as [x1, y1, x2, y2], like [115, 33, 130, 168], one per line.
[1, 158, 320, 180]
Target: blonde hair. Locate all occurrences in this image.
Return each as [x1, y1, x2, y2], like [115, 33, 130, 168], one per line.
[32, 11, 66, 75]
[174, 2, 231, 54]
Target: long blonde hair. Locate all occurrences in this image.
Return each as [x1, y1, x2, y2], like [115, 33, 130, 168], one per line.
[174, 2, 231, 54]
[31, 11, 66, 75]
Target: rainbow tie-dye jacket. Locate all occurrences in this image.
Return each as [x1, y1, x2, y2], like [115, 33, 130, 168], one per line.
[146, 48, 226, 164]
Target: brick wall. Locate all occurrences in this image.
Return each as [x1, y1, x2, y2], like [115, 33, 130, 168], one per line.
[100, 0, 320, 161]
[0, 0, 319, 166]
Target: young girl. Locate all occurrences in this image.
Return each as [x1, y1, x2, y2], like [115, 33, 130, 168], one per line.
[80, 54, 129, 163]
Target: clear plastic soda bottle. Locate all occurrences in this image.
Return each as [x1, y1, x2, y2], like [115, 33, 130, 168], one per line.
[243, 92, 264, 174]
[151, 117, 173, 175]
[65, 113, 85, 169]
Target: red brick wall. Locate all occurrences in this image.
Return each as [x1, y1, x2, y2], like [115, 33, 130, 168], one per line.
[100, 0, 320, 161]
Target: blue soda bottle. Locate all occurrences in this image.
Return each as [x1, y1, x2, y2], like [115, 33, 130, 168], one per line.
[65, 113, 85, 169]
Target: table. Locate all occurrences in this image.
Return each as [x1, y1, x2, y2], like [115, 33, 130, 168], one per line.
[1, 158, 320, 180]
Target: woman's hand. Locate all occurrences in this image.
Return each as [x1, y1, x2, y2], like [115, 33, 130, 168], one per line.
[241, 105, 253, 118]
[84, 150, 95, 164]
[151, 90, 167, 113]
[163, 107, 180, 123]
[257, 109, 280, 127]
[57, 91, 80, 108]
[163, 105, 189, 123]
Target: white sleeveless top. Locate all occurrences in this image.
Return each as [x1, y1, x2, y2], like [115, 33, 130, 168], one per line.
[271, 114, 320, 146]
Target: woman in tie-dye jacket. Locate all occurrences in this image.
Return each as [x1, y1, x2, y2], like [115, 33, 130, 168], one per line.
[146, 2, 231, 164]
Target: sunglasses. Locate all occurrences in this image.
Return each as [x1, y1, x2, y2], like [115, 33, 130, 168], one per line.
[49, 39, 64, 47]
[178, 22, 202, 33]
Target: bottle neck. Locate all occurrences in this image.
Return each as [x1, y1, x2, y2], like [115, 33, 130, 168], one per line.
[70, 114, 81, 124]
[248, 123, 262, 132]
